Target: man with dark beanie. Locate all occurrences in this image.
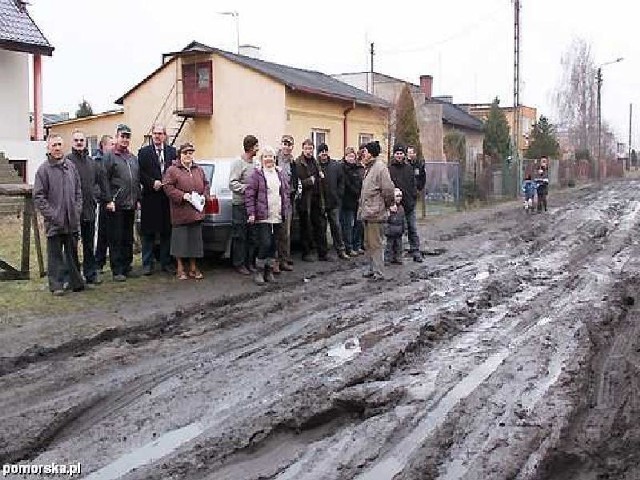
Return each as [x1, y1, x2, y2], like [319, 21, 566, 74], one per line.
[317, 143, 348, 260]
[358, 140, 395, 280]
[389, 143, 422, 262]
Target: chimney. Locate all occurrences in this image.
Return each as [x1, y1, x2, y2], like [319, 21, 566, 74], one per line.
[419, 75, 433, 99]
[239, 44, 261, 60]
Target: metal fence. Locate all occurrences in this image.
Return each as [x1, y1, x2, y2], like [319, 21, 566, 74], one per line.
[424, 162, 461, 214]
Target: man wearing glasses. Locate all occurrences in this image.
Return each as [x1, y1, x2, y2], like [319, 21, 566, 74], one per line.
[137, 124, 177, 275]
[65, 129, 107, 285]
[102, 124, 141, 282]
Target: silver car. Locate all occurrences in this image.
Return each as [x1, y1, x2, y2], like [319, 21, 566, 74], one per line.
[198, 158, 235, 258]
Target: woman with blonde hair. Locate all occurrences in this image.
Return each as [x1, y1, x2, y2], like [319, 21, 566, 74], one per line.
[163, 142, 210, 280]
[245, 146, 290, 285]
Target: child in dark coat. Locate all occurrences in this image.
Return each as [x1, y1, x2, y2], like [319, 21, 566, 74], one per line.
[385, 188, 405, 265]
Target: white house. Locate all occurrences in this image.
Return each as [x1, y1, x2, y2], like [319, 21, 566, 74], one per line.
[0, 0, 53, 184]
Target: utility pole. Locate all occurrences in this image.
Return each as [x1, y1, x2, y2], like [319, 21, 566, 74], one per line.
[369, 42, 375, 95]
[513, 0, 521, 195]
[596, 67, 602, 181]
[628, 103, 632, 171]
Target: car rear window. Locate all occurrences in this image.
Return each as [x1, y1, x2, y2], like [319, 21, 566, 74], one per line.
[200, 164, 214, 184]
[199, 162, 232, 196]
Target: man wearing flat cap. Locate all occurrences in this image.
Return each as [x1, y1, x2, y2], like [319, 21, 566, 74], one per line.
[102, 124, 142, 281]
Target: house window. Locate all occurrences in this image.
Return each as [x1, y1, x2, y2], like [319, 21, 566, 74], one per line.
[311, 129, 328, 148]
[358, 133, 373, 146]
[86, 136, 98, 156]
[197, 67, 210, 89]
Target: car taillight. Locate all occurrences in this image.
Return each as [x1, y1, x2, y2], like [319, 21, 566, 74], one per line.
[204, 197, 219, 214]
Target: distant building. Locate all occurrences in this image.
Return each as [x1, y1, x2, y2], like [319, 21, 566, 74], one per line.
[332, 72, 485, 171]
[0, 0, 54, 183]
[457, 103, 537, 158]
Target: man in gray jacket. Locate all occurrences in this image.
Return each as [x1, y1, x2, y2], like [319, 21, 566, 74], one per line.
[103, 124, 141, 282]
[33, 134, 85, 295]
[229, 134, 259, 275]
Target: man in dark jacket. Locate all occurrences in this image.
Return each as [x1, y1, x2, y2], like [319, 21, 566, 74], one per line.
[33, 134, 85, 295]
[389, 144, 422, 262]
[294, 138, 327, 261]
[341, 146, 364, 256]
[66, 129, 106, 285]
[94, 134, 113, 272]
[138, 124, 177, 275]
[407, 145, 426, 219]
[317, 143, 348, 259]
[103, 124, 141, 281]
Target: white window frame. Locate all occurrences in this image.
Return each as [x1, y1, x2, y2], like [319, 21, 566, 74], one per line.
[86, 135, 99, 156]
[311, 129, 329, 149]
[358, 133, 373, 146]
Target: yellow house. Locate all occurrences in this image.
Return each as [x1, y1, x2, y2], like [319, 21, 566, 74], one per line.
[458, 103, 538, 158]
[51, 41, 389, 158]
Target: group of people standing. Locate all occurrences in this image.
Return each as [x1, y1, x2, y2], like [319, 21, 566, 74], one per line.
[230, 134, 427, 284]
[33, 123, 428, 294]
[33, 124, 210, 295]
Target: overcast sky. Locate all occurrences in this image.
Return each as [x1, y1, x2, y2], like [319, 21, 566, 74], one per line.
[28, 0, 640, 145]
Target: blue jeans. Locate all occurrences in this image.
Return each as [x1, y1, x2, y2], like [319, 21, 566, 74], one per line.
[405, 208, 420, 253]
[340, 208, 356, 252]
[142, 232, 171, 270]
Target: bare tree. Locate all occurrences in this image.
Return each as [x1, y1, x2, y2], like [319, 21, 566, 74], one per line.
[555, 38, 615, 158]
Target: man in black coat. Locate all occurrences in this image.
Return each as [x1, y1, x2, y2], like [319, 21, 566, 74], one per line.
[407, 144, 426, 218]
[137, 124, 177, 275]
[389, 144, 422, 262]
[317, 143, 348, 259]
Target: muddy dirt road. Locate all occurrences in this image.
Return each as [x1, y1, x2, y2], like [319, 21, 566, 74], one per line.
[2, 180, 640, 480]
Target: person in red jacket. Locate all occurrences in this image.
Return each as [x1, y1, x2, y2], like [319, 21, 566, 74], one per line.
[162, 143, 210, 280]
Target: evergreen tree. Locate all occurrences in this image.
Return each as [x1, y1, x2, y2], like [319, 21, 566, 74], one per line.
[483, 97, 511, 162]
[525, 116, 560, 159]
[394, 84, 423, 157]
[76, 98, 93, 118]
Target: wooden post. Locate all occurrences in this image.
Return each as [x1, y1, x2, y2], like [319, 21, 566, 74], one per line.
[21, 196, 31, 277]
[30, 198, 45, 277]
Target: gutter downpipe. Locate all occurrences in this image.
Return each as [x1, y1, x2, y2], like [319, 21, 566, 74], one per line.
[343, 101, 356, 153]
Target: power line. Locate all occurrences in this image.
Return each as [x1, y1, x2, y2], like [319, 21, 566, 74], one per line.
[377, 6, 506, 55]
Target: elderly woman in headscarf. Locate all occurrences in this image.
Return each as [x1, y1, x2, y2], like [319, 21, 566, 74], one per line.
[245, 145, 290, 285]
[162, 142, 210, 280]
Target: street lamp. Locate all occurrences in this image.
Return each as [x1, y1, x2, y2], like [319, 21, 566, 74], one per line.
[596, 57, 623, 181]
[218, 11, 239, 54]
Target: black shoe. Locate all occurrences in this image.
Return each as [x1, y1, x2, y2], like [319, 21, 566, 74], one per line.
[161, 264, 176, 275]
[72, 285, 86, 292]
[52, 289, 65, 297]
[362, 271, 374, 278]
[264, 268, 276, 283]
[370, 272, 385, 281]
[142, 265, 153, 276]
[391, 259, 403, 265]
[318, 255, 334, 262]
[113, 274, 127, 282]
[125, 270, 141, 278]
[302, 254, 315, 262]
[338, 251, 350, 260]
[413, 254, 423, 263]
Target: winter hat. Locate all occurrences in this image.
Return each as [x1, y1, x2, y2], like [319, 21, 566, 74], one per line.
[364, 140, 381, 157]
[393, 143, 406, 154]
[317, 143, 329, 154]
